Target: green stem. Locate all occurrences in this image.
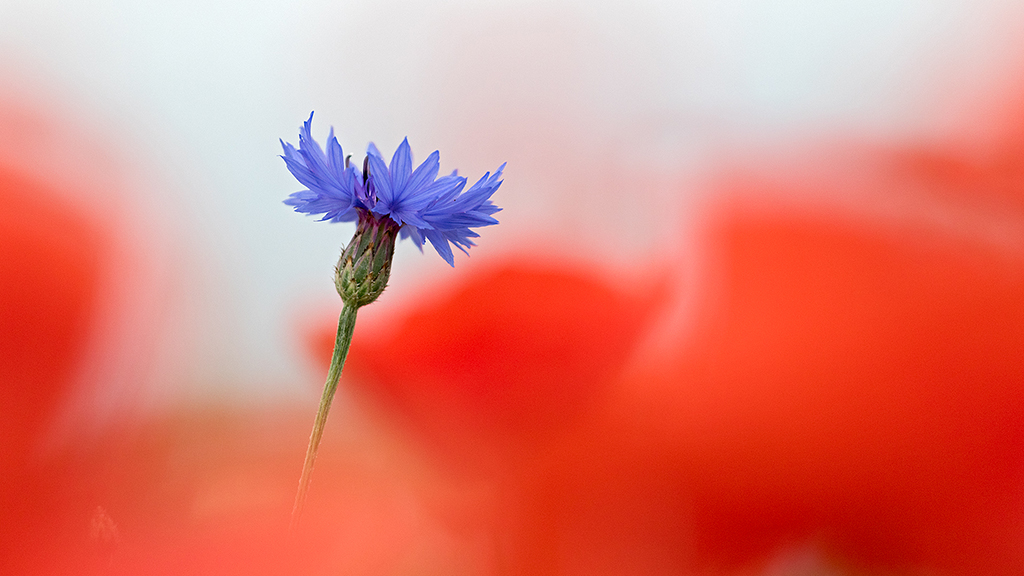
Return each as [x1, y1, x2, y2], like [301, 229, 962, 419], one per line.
[290, 303, 359, 529]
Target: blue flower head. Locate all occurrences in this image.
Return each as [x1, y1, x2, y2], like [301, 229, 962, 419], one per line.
[283, 112, 503, 266]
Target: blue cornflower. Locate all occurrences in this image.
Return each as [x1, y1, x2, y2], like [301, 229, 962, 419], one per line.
[282, 114, 505, 525]
[283, 112, 503, 266]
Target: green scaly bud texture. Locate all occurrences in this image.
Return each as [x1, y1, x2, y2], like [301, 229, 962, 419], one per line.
[335, 211, 400, 307]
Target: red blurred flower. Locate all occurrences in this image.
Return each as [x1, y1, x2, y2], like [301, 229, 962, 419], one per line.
[0, 167, 105, 469]
[319, 262, 670, 459]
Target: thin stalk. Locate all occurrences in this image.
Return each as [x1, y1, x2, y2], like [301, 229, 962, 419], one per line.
[290, 303, 359, 529]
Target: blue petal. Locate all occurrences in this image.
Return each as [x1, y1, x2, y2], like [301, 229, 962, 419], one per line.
[326, 128, 347, 182]
[280, 155, 321, 192]
[297, 114, 333, 182]
[424, 229, 456, 266]
[283, 190, 316, 206]
[279, 114, 360, 219]
[390, 138, 413, 193]
[282, 116, 504, 267]
[405, 150, 440, 196]
[399, 226, 426, 252]
[287, 115, 354, 199]
[366, 153, 394, 207]
[401, 174, 465, 215]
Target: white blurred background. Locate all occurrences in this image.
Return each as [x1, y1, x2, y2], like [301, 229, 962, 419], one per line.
[2, 0, 1023, 412]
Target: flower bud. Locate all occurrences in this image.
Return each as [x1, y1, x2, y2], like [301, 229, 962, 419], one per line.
[335, 210, 399, 307]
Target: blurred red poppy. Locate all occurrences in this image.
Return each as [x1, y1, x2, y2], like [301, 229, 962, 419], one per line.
[604, 205, 1024, 574]
[0, 163, 108, 573]
[314, 263, 670, 460]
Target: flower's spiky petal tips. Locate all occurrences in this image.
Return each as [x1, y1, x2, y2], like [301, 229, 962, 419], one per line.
[298, 114, 323, 161]
[448, 226, 481, 244]
[366, 153, 394, 206]
[463, 164, 503, 194]
[297, 126, 334, 187]
[451, 228, 480, 248]
[280, 139, 300, 159]
[367, 142, 384, 159]
[280, 140, 327, 192]
[402, 174, 465, 214]
[283, 190, 316, 206]
[424, 229, 456, 266]
[285, 196, 357, 222]
[281, 158, 322, 192]
[441, 175, 469, 202]
[281, 128, 356, 217]
[390, 138, 414, 193]
[455, 186, 499, 212]
[456, 199, 499, 219]
[416, 175, 467, 210]
[435, 214, 500, 229]
[466, 164, 504, 192]
[280, 144, 319, 186]
[400, 226, 426, 252]
[486, 164, 506, 188]
[438, 194, 502, 227]
[405, 150, 441, 195]
[470, 171, 492, 188]
[326, 129, 347, 181]
[466, 205, 501, 221]
[478, 202, 502, 216]
[440, 228, 476, 255]
[423, 194, 491, 219]
[460, 167, 504, 204]
[297, 148, 332, 186]
[421, 199, 499, 229]
[416, 218, 486, 257]
[296, 114, 355, 200]
[299, 196, 353, 217]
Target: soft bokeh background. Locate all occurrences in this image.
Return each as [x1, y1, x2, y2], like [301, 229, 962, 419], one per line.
[2, 1, 1024, 575]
